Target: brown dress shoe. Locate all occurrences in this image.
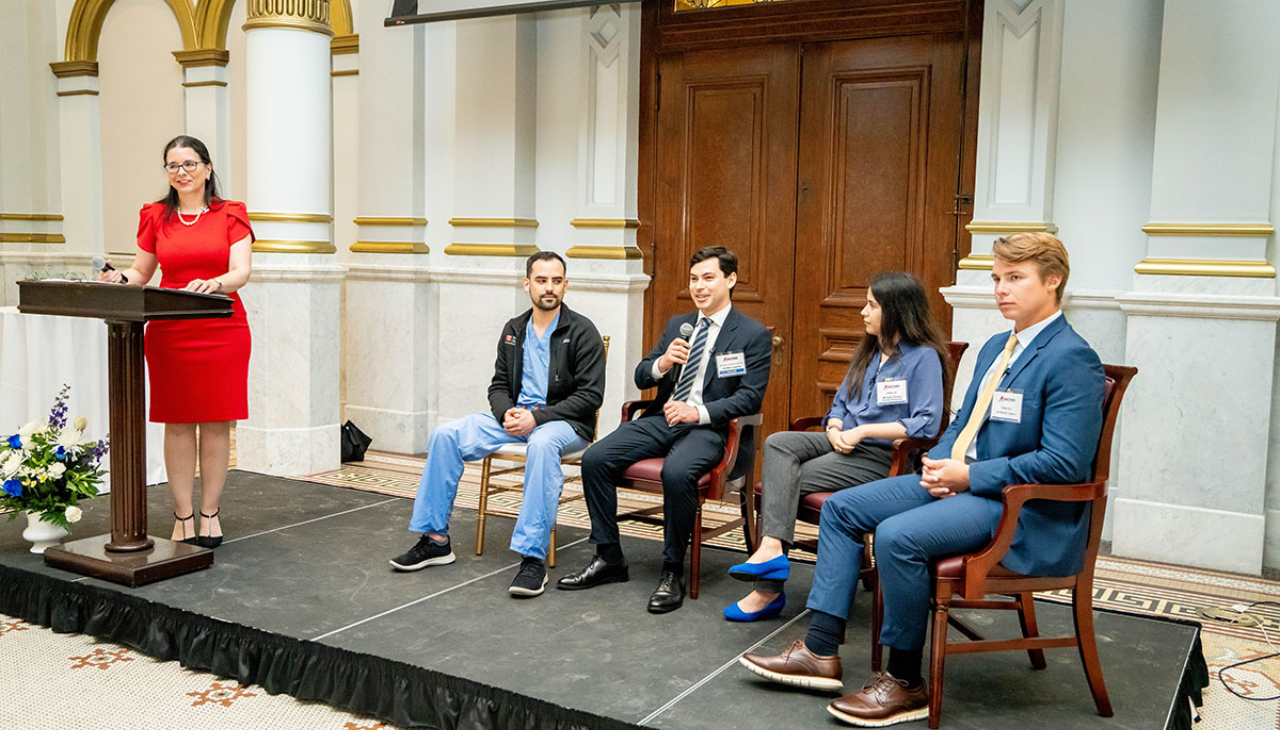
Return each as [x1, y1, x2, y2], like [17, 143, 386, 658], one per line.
[739, 639, 843, 692]
[827, 672, 928, 727]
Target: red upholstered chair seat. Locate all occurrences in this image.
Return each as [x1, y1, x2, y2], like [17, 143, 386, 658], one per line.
[625, 458, 714, 489]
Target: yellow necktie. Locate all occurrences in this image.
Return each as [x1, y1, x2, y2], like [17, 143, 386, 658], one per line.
[950, 333, 1020, 462]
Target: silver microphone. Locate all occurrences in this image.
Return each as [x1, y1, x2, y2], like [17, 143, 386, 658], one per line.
[671, 322, 695, 382]
[90, 256, 112, 273]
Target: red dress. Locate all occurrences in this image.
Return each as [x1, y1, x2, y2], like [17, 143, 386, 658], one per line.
[138, 200, 253, 423]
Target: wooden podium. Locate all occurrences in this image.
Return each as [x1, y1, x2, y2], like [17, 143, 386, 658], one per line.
[18, 281, 234, 586]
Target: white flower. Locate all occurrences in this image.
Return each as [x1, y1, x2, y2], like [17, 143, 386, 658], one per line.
[56, 428, 83, 449]
[1, 453, 22, 478]
[48, 463, 67, 479]
[73, 416, 88, 432]
[65, 506, 82, 523]
[17, 421, 39, 440]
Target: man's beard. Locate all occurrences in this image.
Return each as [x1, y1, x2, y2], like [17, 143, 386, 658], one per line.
[534, 293, 561, 311]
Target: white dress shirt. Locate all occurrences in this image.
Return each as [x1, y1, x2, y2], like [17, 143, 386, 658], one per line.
[965, 309, 1062, 462]
[653, 303, 732, 425]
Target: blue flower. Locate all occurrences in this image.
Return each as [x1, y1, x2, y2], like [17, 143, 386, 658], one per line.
[6, 434, 20, 449]
[2, 479, 21, 497]
[55, 446, 67, 461]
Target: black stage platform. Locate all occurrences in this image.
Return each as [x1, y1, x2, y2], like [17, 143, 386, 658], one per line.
[0, 472, 1206, 730]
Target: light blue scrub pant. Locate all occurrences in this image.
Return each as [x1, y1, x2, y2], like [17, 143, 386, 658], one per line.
[409, 412, 587, 560]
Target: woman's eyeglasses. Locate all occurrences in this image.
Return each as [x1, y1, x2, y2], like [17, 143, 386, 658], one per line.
[164, 161, 204, 174]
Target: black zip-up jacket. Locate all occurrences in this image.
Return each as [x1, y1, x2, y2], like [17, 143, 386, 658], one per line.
[488, 304, 606, 442]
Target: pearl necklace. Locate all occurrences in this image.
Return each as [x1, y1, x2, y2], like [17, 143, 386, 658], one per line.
[177, 206, 209, 227]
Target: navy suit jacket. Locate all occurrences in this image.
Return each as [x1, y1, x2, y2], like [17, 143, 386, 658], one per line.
[928, 315, 1105, 577]
[635, 307, 772, 429]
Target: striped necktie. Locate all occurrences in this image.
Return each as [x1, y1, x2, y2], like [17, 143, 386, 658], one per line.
[950, 333, 1019, 462]
[671, 318, 711, 403]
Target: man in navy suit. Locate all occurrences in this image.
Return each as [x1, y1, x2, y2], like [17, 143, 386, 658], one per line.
[740, 232, 1105, 727]
[558, 246, 772, 613]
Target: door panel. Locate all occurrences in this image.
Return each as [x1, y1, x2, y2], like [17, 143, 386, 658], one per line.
[654, 44, 799, 437]
[791, 35, 965, 419]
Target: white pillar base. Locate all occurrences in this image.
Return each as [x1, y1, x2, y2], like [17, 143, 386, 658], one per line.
[1113, 496, 1265, 575]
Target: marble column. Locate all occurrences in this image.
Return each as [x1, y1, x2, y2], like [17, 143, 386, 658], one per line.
[342, 0, 437, 454]
[49, 61, 102, 255]
[942, 0, 1065, 401]
[174, 50, 232, 197]
[1112, 0, 1280, 574]
[235, 0, 344, 476]
[561, 4, 649, 437]
[437, 16, 539, 420]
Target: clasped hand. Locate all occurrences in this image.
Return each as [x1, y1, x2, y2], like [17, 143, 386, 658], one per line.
[503, 407, 537, 437]
[663, 400, 699, 426]
[920, 456, 970, 498]
[827, 426, 863, 454]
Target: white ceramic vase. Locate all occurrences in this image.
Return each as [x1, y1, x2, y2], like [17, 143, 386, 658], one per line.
[22, 511, 68, 554]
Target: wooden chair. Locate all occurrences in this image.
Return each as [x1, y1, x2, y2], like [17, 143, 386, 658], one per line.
[474, 335, 609, 568]
[873, 363, 1136, 729]
[611, 400, 761, 599]
[748, 341, 968, 671]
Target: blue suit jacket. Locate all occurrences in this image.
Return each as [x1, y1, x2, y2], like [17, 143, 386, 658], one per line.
[928, 315, 1105, 577]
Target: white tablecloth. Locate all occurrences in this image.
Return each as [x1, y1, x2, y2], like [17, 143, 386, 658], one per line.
[0, 306, 167, 490]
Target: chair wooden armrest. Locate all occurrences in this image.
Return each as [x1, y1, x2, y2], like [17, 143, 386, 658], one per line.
[887, 437, 940, 478]
[960, 480, 1107, 599]
[790, 416, 826, 432]
[621, 399, 653, 423]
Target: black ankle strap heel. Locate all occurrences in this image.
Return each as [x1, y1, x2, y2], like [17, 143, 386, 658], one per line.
[174, 512, 198, 545]
[197, 509, 223, 549]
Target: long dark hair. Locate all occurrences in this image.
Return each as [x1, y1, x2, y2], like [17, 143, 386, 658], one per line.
[842, 271, 953, 408]
[158, 135, 223, 221]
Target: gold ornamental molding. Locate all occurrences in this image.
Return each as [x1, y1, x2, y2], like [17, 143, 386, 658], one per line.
[351, 241, 430, 254]
[1134, 258, 1276, 279]
[56, 89, 99, 97]
[444, 243, 540, 257]
[674, 0, 796, 10]
[1141, 222, 1275, 237]
[173, 49, 230, 68]
[244, 0, 333, 37]
[957, 253, 995, 271]
[332, 69, 358, 77]
[331, 34, 359, 55]
[448, 217, 539, 229]
[63, 0, 197, 63]
[566, 245, 643, 260]
[354, 217, 428, 226]
[570, 218, 640, 229]
[0, 214, 64, 222]
[252, 239, 337, 254]
[965, 221, 1059, 235]
[0, 234, 67, 244]
[50, 61, 98, 78]
[182, 80, 227, 88]
[250, 212, 334, 224]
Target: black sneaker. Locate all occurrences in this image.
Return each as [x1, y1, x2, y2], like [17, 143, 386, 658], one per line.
[389, 535, 456, 571]
[509, 557, 548, 597]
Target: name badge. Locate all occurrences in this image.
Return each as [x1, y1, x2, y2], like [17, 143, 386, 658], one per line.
[716, 352, 747, 377]
[990, 390, 1023, 423]
[876, 379, 909, 406]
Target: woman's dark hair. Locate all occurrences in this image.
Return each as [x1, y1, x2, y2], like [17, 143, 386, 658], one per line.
[842, 271, 953, 408]
[158, 135, 223, 221]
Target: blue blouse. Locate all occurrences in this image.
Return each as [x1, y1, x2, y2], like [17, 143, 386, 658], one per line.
[824, 342, 945, 447]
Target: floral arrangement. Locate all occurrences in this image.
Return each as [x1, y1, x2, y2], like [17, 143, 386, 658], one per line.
[0, 385, 109, 530]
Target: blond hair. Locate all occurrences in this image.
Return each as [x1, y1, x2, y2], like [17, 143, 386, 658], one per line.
[992, 232, 1070, 303]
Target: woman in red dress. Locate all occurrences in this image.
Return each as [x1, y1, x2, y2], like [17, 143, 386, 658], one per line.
[99, 135, 252, 549]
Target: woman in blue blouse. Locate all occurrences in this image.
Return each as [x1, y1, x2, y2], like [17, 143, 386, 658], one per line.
[725, 272, 952, 621]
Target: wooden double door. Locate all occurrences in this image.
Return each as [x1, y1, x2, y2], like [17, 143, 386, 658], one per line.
[649, 32, 975, 437]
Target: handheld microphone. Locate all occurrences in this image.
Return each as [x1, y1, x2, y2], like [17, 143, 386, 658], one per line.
[90, 256, 115, 273]
[670, 322, 695, 382]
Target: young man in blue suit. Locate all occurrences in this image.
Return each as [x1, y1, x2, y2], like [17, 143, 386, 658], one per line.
[740, 233, 1105, 727]
[558, 246, 773, 613]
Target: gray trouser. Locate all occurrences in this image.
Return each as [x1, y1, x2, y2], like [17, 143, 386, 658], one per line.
[755, 430, 893, 593]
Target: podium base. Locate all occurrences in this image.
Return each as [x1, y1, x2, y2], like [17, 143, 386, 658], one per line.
[44, 534, 214, 587]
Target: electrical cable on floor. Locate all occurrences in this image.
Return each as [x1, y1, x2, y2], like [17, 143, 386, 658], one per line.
[1217, 600, 1280, 701]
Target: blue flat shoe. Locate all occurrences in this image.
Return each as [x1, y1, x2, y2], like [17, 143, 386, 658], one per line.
[727, 555, 790, 582]
[723, 593, 786, 622]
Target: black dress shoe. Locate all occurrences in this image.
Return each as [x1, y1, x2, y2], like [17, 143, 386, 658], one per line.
[647, 570, 685, 614]
[556, 555, 629, 590]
